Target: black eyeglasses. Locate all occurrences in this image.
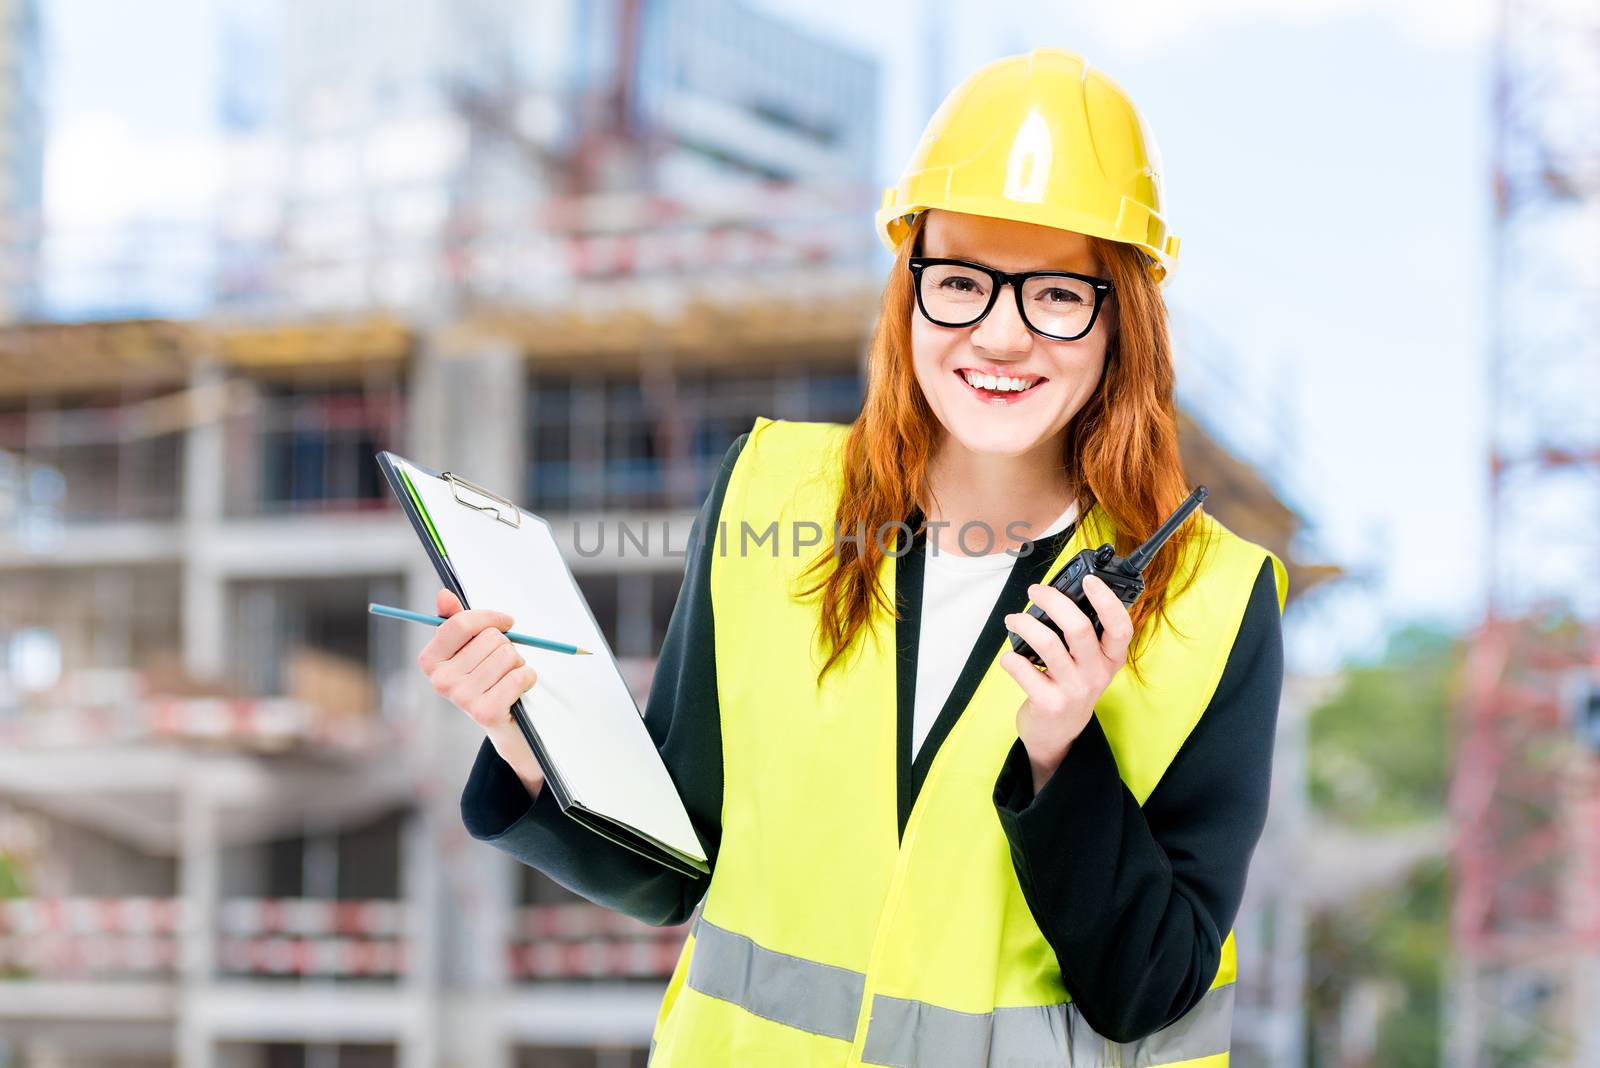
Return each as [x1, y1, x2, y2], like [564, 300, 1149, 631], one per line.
[908, 257, 1114, 342]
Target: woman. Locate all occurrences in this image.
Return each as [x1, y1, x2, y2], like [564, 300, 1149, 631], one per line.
[420, 47, 1286, 1067]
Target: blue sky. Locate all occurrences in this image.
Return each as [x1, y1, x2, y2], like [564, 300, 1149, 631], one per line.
[40, 1, 1495, 674]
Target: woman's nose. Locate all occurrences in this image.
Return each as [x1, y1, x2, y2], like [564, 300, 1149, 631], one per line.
[969, 284, 1033, 356]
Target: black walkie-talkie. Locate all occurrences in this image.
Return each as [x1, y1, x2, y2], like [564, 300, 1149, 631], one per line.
[1009, 486, 1209, 670]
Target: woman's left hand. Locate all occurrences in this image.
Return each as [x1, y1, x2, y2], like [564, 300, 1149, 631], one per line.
[1000, 574, 1134, 792]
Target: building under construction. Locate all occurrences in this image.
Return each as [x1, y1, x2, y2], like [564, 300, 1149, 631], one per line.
[0, 3, 1337, 1066]
[0, 304, 1332, 1068]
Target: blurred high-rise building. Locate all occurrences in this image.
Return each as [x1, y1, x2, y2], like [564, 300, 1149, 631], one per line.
[0, 0, 44, 323]
[214, 0, 878, 316]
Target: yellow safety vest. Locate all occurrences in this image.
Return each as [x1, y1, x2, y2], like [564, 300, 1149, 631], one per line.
[648, 416, 1288, 1067]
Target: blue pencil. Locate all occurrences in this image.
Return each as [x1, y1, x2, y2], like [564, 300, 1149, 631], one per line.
[368, 602, 591, 655]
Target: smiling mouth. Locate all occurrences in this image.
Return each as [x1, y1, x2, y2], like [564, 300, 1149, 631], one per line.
[954, 369, 1048, 399]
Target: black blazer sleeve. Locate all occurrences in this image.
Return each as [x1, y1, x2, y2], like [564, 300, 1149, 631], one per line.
[457, 432, 746, 927]
[992, 555, 1284, 1043]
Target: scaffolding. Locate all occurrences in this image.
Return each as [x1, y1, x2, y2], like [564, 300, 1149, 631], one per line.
[1448, 0, 1600, 1063]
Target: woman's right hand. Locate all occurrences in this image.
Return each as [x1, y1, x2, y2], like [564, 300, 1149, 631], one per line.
[416, 587, 546, 800]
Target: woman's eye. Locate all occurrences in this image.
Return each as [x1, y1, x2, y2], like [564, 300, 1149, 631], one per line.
[1040, 288, 1085, 304]
[940, 277, 980, 293]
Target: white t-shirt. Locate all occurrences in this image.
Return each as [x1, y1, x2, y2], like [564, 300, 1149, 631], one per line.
[911, 500, 1080, 762]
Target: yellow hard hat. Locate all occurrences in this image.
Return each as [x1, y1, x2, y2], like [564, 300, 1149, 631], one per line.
[876, 48, 1180, 285]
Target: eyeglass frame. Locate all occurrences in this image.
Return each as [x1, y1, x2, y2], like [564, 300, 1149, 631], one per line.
[907, 256, 1115, 343]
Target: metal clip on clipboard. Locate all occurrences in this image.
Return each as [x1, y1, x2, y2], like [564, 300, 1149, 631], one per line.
[440, 471, 522, 528]
[377, 448, 708, 877]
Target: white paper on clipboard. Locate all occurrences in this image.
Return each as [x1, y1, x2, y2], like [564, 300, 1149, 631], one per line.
[392, 454, 705, 871]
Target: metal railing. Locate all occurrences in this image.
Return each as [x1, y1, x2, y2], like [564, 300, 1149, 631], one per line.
[0, 897, 689, 982]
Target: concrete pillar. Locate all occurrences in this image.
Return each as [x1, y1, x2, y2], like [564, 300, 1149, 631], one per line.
[177, 772, 218, 1068]
[407, 339, 448, 471]
[181, 360, 227, 529]
[406, 328, 527, 1067]
[181, 359, 230, 680]
[433, 335, 526, 493]
[1272, 682, 1310, 1067]
[181, 562, 228, 685]
[399, 806, 441, 1068]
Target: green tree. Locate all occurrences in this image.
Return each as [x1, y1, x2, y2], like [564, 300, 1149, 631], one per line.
[0, 850, 25, 980]
[1308, 622, 1458, 829]
[0, 852, 23, 898]
[1305, 620, 1460, 1067]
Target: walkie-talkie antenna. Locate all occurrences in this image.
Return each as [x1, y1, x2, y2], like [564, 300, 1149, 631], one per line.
[1123, 486, 1208, 573]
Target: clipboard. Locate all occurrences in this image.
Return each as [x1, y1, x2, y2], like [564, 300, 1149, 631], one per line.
[376, 449, 710, 878]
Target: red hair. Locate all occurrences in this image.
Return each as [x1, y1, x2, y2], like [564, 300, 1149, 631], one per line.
[796, 211, 1211, 687]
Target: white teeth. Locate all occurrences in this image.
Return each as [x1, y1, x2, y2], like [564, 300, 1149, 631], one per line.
[962, 370, 1038, 393]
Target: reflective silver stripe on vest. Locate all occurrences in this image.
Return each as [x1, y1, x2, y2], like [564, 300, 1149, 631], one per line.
[861, 982, 1236, 1068]
[686, 914, 865, 1042]
[682, 913, 1233, 1066]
